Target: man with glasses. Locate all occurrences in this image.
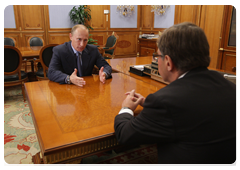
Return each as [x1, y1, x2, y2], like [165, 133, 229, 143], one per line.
[114, 22, 236, 164]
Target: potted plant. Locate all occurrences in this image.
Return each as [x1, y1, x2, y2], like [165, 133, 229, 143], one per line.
[69, 5, 97, 45]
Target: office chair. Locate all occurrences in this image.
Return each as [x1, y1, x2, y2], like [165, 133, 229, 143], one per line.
[4, 37, 16, 47]
[34, 44, 58, 80]
[27, 36, 45, 71]
[29, 36, 44, 46]
[98, 32, 119, 59]
[4, 46, 28, 101]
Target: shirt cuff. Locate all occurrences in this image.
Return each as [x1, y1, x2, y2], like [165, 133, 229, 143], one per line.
[118, 108, 134, 116]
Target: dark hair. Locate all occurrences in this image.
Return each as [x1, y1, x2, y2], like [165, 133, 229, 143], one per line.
[157, 22, 210, 73]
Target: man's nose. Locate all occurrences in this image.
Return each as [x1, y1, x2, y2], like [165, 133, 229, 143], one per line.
[79, 40, 84, 46]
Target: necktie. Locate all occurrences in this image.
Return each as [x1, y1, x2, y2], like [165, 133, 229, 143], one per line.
[77, 52, 83, 77]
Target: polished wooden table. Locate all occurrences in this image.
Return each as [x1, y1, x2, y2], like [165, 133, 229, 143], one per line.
[107, 56, 153, 74]
[18, 46, 42, 58]
[25, 73, 162, 164]
[106, 56, 236, 86]
[107, 56, 167, 89]
[18, 46, 42, 72]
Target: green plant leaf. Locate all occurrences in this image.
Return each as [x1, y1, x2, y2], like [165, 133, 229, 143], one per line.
[69, 5, 97, 44]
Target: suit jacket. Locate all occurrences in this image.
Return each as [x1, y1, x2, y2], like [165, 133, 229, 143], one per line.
[114, 67, 236, 164]
[48, 41, 112, 84]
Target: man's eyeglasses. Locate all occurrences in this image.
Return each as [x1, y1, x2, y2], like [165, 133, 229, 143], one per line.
[152, 53, 163, 61]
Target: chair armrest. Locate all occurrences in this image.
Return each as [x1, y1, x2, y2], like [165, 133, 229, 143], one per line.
[33, 58, 40, 62]
[98, 47, 111, 51]
[33, 58, 41, 71]
[102, 47, 110, 49]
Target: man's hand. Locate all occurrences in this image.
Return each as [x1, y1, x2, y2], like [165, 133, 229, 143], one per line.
[99, 67, 106, 84]
[125, 91, 145, 107]
[70, 68, 86, 87]
[122, 90, 144, 111]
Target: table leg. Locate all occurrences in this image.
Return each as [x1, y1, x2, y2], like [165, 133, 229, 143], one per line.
[32, 152, 43, 164]
[30, 60, 34, 72]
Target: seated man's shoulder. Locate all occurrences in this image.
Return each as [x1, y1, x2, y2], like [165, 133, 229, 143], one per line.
[86, 44, 98, 50]
[54, 42, 70, 51]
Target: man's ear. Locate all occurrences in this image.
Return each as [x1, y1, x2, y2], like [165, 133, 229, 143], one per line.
[164, 55, 174, 71]
[69, 33, 72, 41]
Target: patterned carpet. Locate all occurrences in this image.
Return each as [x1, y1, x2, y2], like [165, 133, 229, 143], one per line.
[4, 85, 158, 164]
[4, 85, 40, 164]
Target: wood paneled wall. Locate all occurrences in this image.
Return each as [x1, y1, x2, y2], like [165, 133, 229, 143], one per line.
[4, 5, 47, 47]
[199, 5, 225, 69]
[174, 5, 225, 69]
[217, 6, 236, 72]
[4, 5, 227, 69]
[174, 5, 202, 26]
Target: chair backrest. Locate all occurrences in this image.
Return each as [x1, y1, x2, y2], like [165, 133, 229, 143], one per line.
[4, 37, 15, 47]
[4, 46, 22, 75]
[39, 44, 58, 68]
[29, 37, 44, 46]
[105, 35, 117, 55]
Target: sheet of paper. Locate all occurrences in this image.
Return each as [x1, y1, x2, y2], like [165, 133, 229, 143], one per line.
[133, 65, 145, 71]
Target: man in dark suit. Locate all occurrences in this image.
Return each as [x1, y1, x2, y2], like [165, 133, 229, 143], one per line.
[114, 22, 236, 164]
[48, 24, 112, 86]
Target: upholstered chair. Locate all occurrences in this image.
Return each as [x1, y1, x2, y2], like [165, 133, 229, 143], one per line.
[4, 46, 28, 100]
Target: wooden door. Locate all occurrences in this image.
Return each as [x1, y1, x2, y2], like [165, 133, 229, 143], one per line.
[88, 5, 109, 46]
[200, 5, 225, 69]
[218, 5, 236, 73]
[174, 5, 201, 26]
